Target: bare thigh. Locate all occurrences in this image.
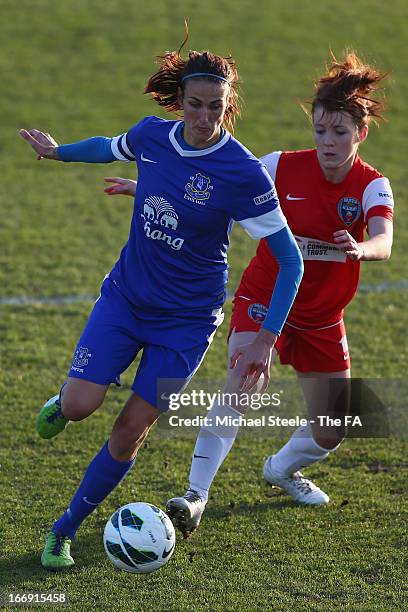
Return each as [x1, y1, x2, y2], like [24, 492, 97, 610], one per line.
[297, 370, 351, 448]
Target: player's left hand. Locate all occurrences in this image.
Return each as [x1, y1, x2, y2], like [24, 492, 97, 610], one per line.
[104, 177, 137, 196]
[230, 329, 277, 392]
[333, 230, 364, 261]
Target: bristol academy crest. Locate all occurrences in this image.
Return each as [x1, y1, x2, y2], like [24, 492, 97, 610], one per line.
[248, 303, 268, 323]
[338, 197, 361, 226]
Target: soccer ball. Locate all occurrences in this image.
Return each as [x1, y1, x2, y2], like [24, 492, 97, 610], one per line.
[103, 502, 176, 574]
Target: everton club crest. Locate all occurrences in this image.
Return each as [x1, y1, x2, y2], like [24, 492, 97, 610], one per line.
[338, 197, 361, 226]
[184, 172, 213, 204]
[72, 346, 91, 372]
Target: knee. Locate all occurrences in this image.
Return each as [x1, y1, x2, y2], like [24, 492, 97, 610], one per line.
[61, 393, 103, 421]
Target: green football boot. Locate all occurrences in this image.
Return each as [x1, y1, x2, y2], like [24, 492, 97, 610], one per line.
[36, 394, 68, 439]
[41, 531, 74, 570]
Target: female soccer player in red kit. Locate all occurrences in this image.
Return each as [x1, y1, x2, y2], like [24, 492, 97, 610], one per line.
[108, 52, 394, 537]
[165, 51, 394, 535]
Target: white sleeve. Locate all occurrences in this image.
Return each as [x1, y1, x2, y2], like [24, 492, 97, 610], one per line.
[110, 133, 135, 162]
[362, 177, 394, 221]
[238, 152, 286, 239]
[238, 207, 288, 239]
[260, 151, 282, 181]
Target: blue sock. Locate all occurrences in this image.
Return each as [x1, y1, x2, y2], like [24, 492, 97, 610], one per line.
[53, 441, 135, 539]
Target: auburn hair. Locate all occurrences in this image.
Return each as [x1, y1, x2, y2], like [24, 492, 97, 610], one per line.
[312, 51, 387, 128]
[144, 50, 240, 132]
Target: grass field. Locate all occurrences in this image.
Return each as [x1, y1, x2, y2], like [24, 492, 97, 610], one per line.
[1, 1, 407, 610]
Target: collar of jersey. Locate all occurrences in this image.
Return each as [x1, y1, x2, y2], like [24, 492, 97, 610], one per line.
[169, 121, 231, 157]
[174, 122, 227, 151]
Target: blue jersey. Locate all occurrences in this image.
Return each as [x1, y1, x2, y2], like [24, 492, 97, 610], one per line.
[108, 116, 287, 312]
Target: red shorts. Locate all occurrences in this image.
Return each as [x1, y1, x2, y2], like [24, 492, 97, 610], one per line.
[229, 297, 351, 373]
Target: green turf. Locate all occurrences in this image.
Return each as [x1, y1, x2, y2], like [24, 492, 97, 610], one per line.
[1, 0, 407, 610]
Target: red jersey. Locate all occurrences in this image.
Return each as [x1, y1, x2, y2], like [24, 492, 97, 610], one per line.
[237, 149, 394, 328]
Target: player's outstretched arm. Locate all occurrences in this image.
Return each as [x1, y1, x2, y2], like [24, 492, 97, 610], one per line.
[20, 129, 121, 164]
[19, 129, 60, 160]
[104, 177, 137, 197]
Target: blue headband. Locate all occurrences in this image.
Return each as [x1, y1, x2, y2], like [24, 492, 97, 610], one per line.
[181, 72, 231, 85]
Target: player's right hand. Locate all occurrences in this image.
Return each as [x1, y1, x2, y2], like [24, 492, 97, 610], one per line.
[230, 329, 277, 393]
[19, 129, 59, 160]
[104, 177, 137, 197]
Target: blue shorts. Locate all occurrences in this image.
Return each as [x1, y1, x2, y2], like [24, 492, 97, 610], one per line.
[68, 277, 223, 411]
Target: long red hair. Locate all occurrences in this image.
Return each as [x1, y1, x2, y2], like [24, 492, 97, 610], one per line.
[312, 51, 387, 128]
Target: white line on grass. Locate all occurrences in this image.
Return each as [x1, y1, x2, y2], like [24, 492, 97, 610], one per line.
[0, 280, 407, 306]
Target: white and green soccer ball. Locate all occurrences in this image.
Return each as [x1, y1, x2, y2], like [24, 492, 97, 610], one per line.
[103, 502, 176, 573]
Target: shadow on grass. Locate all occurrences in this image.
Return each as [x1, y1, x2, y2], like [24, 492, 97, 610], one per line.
[0, 551, 45, 588]
[204, 498, 297, 523]
[0, 531, 109, 592]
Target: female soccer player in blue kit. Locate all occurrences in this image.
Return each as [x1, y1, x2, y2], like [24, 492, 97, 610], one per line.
[20, 49, 303, 569]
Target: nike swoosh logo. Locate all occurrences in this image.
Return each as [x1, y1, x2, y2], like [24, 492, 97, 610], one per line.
[141, 152, 157, 164]
[286, 194, 306, 201]
[82, 496, 98, 506]
[193, 454, 210, 459]
[162, 543, 175, 558]
[236, 295, 251, 301]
